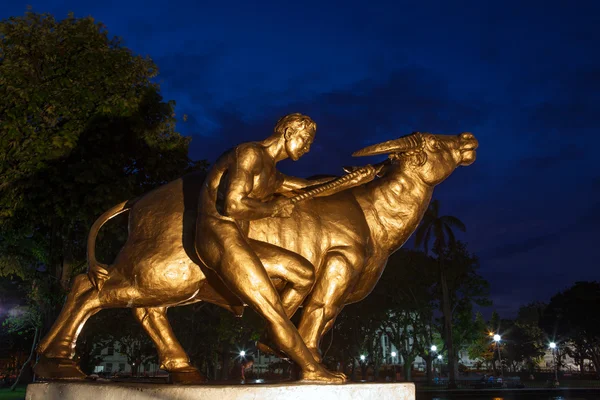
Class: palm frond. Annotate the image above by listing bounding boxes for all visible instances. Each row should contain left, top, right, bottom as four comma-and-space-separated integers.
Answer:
441, 215, 466, 232
444, 225, 457, 252
415, 219, 432, 248
423, 226, 432, 255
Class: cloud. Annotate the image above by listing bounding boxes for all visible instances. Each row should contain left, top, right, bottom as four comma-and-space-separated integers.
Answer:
478, 232, 561, 262
181, 65, 489, 171
518, 144, 585, 170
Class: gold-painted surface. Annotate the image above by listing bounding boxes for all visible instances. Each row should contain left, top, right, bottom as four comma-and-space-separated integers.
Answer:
34, 114, 477, 384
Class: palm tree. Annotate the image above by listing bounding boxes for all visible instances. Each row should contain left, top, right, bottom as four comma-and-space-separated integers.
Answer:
415, 199, 466, 388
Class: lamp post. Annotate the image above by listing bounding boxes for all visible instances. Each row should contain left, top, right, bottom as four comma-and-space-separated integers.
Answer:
391, 351, 397, 382
550, 342, 558, 383
359, 355, 367, 381
430, 345, 437, 381
493, 334, 503, 380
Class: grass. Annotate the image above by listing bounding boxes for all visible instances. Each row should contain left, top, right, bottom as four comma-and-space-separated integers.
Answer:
0, 386, 26, 400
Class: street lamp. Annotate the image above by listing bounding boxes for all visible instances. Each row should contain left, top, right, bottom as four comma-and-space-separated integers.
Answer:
240, 350, 246, 357
549, 342, 558, 383
390, 351, 397, 382
428, 345, 438, 382
492, 334, 504, 380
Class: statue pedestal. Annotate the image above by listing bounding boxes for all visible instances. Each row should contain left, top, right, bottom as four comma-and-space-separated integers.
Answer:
26, 381, 415, 400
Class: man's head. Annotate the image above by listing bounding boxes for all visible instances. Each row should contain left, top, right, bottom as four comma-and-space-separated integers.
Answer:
274, 113, 316, 161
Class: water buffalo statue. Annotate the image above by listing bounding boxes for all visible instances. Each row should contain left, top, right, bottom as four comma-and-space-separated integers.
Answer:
34, 131, 477, 383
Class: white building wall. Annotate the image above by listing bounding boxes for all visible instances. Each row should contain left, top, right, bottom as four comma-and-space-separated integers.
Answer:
92, 344, 160, 376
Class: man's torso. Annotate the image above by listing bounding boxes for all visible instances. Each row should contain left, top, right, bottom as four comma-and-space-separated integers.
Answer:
199, 142, 283, 221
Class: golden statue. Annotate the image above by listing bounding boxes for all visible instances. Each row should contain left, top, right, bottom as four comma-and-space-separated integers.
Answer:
34, 112, 478, 384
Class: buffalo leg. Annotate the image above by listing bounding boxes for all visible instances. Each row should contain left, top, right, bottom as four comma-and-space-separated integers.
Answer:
132, 307, 206, 384
35, 274, 102, 379
297, 251, 358, 364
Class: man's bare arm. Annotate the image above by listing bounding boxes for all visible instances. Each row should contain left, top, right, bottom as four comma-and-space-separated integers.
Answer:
224, 147, 288, 220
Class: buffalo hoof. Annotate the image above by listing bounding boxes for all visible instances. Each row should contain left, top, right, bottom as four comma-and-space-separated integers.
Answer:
168, 367, 207, 384
33, 355, 87, 380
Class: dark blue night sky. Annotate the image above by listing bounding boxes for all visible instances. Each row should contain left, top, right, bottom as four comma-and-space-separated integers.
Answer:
2, 0, 599, 317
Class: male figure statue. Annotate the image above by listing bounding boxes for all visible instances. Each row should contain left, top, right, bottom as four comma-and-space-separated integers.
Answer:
195, 113, 343, 382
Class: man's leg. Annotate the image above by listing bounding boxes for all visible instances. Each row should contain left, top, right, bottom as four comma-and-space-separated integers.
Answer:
196, 220, 343, 382
249, 239, 315, 318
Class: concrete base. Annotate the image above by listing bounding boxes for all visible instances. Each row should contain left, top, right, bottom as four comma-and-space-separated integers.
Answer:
26, 381, 415, 400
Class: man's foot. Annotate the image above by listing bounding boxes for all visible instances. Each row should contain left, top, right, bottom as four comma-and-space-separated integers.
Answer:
168, 367, 207, 384
299, 365, 347, 384
33, 355, 87, 380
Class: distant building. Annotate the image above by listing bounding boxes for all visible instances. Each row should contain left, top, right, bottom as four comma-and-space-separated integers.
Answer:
92, 343, 160, 376
377, 330, 474, 371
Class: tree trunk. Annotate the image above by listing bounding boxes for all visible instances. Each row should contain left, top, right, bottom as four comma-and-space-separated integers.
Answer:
220, 347, 230, 380
440, 266, 456, 388
403, 358, 413, 381
425, 354, 432, 384
11, 326, 39, 391
589, 350, 600, 378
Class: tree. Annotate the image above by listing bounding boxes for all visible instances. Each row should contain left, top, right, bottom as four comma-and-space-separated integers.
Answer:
540, 281, 600, 377
0, 10, 204, 334
2, 297, 41, 391
75, 308, 157, 376
440, 242, 491, 374
499, 318, 545, 373
514, 303, 546, 372
467, 312, 495, 370
169, 303, 264, 380
373, 250, 437, 381
414, 199, 466, 387
324, 296, 387, 381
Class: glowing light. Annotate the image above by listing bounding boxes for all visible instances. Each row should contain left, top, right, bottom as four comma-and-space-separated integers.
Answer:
493, 334, 501, 342
430, 345, 437, 352
550, 342, 557, 349
240, 350, 246, 357
360, 355, 366, 361
391, 352, 397, 357
437, 355, 442, 360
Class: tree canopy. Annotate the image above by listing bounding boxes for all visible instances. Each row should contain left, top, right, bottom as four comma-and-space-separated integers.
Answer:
0, 11, 205, 341
0, 10, 203, 278
540, 281, 600, 377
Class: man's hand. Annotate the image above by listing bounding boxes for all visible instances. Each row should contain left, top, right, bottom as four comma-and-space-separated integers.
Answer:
272, 197, 295, 218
